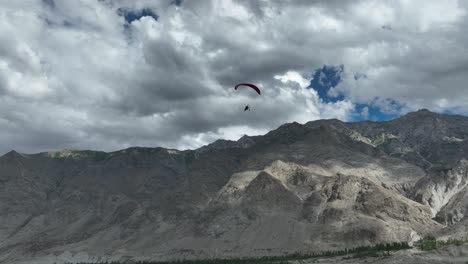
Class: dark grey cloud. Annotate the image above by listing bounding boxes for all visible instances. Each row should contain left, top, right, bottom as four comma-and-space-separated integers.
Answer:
41, 0, 56, 9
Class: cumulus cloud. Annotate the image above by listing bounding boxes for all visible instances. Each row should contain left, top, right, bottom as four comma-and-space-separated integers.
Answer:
0, 0, 467, 154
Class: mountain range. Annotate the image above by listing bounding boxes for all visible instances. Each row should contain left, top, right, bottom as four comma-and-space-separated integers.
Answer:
1, 109, 468, 263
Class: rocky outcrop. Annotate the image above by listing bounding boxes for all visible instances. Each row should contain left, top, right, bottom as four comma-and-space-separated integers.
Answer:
413, 160, 468, 217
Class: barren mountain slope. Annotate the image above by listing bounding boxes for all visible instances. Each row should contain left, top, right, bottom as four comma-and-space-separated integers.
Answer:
0, 110, 467, 263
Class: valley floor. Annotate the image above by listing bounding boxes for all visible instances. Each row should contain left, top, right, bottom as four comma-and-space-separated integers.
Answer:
297, 245, 468, 264
17, 244, 468, 264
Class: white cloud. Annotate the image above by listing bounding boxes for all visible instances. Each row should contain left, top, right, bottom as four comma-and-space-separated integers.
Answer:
361, 107, 370, 119
274, 71, 310, 89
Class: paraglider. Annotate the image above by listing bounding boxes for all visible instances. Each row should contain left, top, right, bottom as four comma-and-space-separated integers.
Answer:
234, 83, 260, 112
234, 83, 261, 95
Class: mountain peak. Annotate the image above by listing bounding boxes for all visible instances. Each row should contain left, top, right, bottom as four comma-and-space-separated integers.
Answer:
6, 150, 19, 155
417, 108, 432, 113
413, 108, 438, 116
397, 108, 440, 121
3, 150, 20, 157
0, 150, 26, 160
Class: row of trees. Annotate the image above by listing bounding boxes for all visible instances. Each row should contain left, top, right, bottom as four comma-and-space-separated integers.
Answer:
68, 241, 412, 264
415, 236, 467, 251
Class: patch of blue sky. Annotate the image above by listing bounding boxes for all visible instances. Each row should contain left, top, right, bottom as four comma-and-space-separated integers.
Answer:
308, 65, 402, 121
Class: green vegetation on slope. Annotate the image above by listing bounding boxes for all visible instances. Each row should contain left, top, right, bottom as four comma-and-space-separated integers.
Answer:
415, 236, 468, 251
68, 242, 411, 264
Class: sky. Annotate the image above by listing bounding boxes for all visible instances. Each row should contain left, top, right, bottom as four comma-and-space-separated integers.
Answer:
1, 0, 468, 154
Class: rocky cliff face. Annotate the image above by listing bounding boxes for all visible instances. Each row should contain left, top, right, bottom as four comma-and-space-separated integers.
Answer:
413, 159, 468, 216
0, 109, 467, 264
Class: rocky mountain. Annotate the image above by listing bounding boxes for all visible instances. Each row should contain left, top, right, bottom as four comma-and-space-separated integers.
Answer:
1, 109, 468, 263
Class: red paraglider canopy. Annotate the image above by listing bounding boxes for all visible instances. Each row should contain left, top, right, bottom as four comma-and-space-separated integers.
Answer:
234, 83, 261, 95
